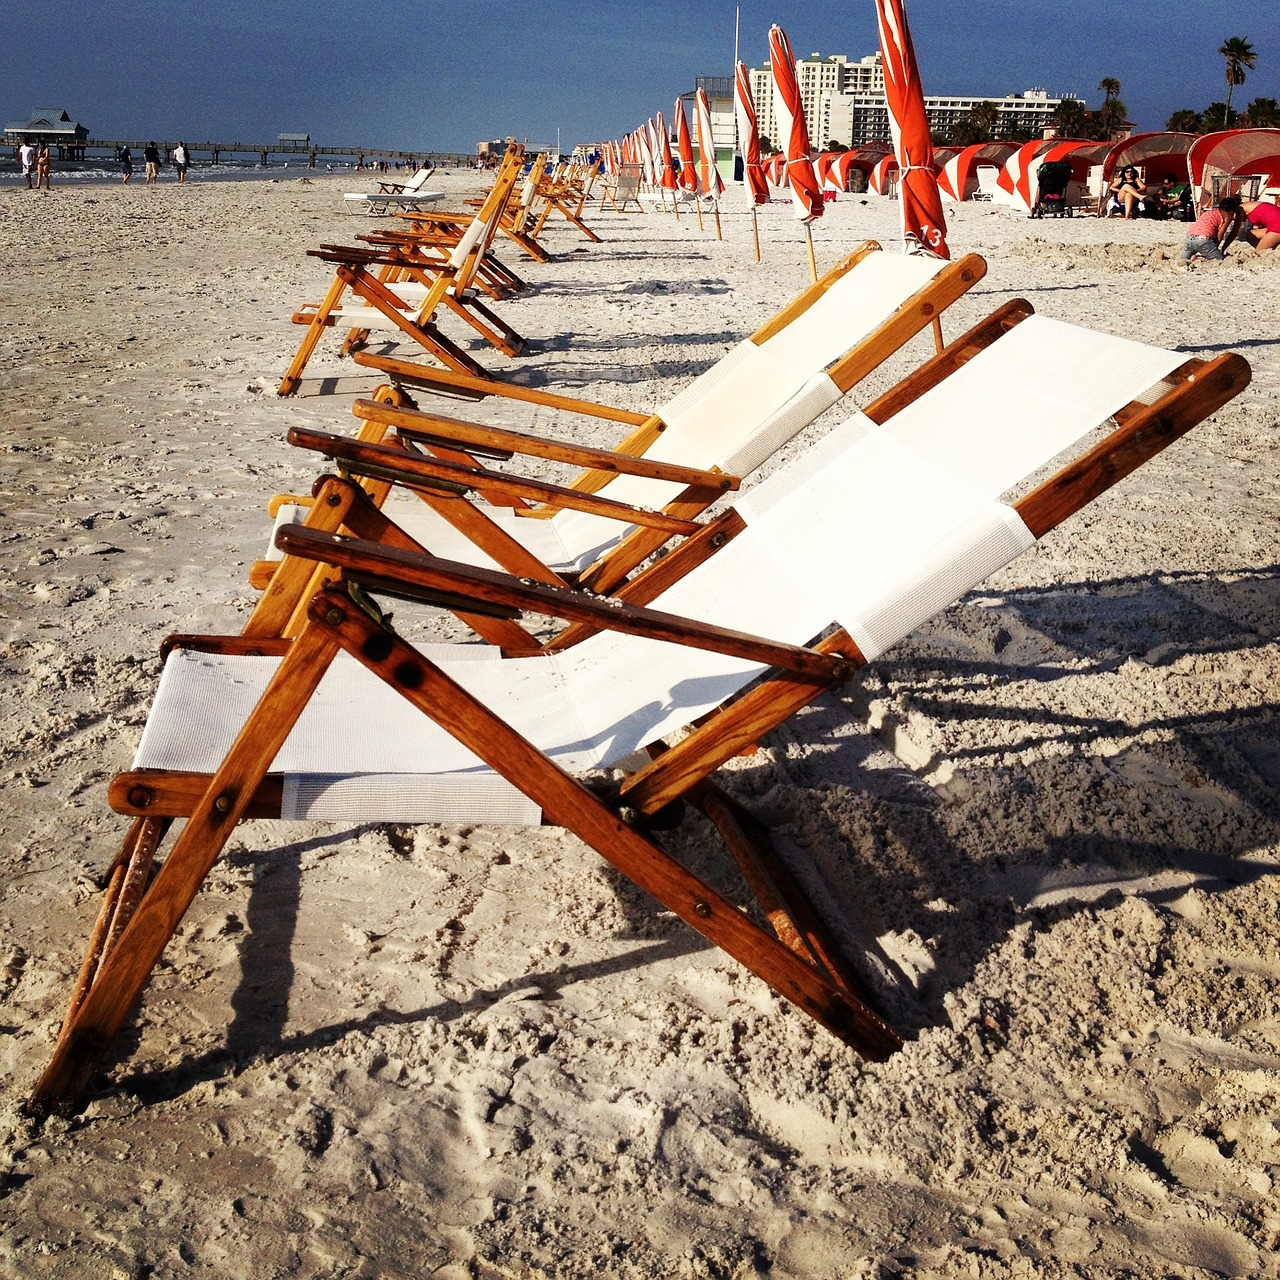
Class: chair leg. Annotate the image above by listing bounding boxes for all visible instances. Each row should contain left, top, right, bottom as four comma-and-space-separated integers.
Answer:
311, 590, 903, 1061
28, 627, 341, 1116
692, 783, 875, 1004
278, 273, 349, 396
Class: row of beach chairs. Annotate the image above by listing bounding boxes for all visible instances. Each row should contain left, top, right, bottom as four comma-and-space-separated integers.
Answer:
27, 164, 1251, 1115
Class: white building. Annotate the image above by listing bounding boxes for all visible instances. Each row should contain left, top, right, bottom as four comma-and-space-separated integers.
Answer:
749, 53, 884, 148
747, 50, 1061, 150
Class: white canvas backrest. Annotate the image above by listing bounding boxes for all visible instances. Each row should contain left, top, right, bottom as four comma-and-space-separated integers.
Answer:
544, 251, 951, 563
550, 314, 1187, 757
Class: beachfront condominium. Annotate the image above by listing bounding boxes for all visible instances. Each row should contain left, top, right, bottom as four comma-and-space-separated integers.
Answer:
747, 52, 1064, 149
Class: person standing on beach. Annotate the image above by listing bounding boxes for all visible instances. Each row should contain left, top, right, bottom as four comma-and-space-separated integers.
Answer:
19, 139, 35, 189
144, 140, 160, 185
119, 145, 133, 183
34, 142, 51, 190
172, 140, 189, 184
1180, 195, 1244, 266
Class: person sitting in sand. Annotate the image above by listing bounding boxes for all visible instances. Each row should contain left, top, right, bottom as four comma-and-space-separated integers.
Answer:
1240, 199, 1280, 251
1180, 195, 1244, 266
1155, 176, 1192, 220
1107, 165, 1146, 219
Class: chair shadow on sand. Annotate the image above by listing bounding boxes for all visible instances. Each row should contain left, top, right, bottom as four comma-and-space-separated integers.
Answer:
107, 563, 1278, 1102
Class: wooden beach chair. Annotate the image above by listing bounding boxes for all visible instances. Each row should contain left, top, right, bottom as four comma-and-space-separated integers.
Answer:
527, 158, 603, 242
249, 299, 1029, 655
350, 240, 969, 421
600, 163, 644, 213
271, 246, 988, 598
278, 148, 526, 395
28, 315, 1249, 1114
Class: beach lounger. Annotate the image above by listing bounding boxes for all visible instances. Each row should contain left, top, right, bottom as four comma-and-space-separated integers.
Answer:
278, 147, 525, 394
249, 299, 1027, 654
28, 313, 1248, 1114
350, 240, 971, 422
600, 163, 644, 213
526, 158, 602, 242
342, 165, 446, 214
273, 246, 988, 598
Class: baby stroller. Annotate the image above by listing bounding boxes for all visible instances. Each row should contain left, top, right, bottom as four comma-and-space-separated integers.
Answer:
1030, 159, 1073, 218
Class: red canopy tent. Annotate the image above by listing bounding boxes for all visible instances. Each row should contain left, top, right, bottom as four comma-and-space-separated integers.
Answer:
869, 153, 898, 195
1188, 129, 1280, 208
937, 142, 1018, 201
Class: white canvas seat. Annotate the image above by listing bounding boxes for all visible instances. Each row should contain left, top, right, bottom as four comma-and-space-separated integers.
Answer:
169, 316, 1185, 821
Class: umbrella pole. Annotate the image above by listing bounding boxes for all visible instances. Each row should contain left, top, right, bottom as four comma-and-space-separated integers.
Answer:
695, 200, 704, 232
804, 223, 817, 283
712, 200, 722, 241
751, 207, 761, 262
673, 194, 681, 221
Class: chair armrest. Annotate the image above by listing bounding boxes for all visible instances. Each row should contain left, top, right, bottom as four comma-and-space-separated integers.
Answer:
286, 427, 702, 536
352, 399, 738, 491
349, 352, 652, 425
278, 526, 851, 681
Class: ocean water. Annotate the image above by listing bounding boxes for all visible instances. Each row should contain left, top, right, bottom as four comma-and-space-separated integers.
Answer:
0, 158, 411, 186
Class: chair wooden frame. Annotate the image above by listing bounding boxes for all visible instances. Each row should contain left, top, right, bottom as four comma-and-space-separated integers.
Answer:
247, 299, 1035, 653
278, 147, 526, 396
348, 242, 976, 423
27, 338, 1249, 1115
262, 250, 988, 608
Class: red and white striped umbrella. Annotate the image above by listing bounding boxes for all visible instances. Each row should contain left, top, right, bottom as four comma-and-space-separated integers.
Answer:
875, 0, 950, 257
694, 86, 724, 239
675, 98, 698, 195
638, 120, 657, 188
768, 25, 823, 225
734, 60, 769, 206
655, 110, 679, 194
694, 88, 725, 199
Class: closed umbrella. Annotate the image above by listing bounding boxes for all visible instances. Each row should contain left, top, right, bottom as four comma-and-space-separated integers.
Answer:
768, 23, 823, 280
874, 0, 950, 259
655, 110, 679, 217
694, 87, 724, 240
674, 98, 702, 229
734, 59, 769, 260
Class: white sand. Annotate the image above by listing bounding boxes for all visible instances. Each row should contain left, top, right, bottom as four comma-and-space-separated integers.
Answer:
1, 172, 1278, 1279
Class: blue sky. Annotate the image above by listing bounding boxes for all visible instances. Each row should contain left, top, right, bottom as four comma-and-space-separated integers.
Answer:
5, 1, 1274, 151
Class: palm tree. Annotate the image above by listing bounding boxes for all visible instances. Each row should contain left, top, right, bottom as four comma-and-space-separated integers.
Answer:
1219, 36, 1257, 128
1242, 97, 1279, 128
1098, 77, 1122, 102
1052, 97, 1089, 138
1165, 108, 1202, 133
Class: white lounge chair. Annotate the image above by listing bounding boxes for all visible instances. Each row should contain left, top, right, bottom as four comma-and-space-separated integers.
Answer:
342, 165, 445, 215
